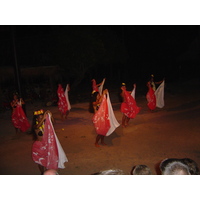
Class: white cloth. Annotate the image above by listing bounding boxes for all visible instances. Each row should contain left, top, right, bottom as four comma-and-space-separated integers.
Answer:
106, 92, 120, 136
98, 78, 105, 96
65, 84, 71, 110
48, 114, 68, 168
54, 132, 68, 168
131, 87, 136, 99
155, 80, 165, 108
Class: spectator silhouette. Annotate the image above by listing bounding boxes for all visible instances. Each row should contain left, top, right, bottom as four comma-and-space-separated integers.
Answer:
160, 159, 190, 175
181, 158, 199, 175
131, 165, 152, 175
43, 169, 59, 175
92, 169, 125, 175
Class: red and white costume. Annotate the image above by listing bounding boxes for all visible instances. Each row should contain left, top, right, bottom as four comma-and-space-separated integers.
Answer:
121, 87, 140, 119
92, 78, 105, 95
93, 92, 120, 136
57, 84, 68, 115
11, 102, 30, 132
146, 85, 156, 111
146, 80, 165, 110
32, 114, 68, 169
92, 79, 99, 93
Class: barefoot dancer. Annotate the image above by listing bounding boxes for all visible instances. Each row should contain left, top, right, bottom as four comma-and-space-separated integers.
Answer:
120, 83, 140, 127
146, 79, 156, 111
91, 90, 105, 146
31, 109, 47, 174
146, 74, 165, 111
57, 84, 70, 120
32, 110, 68, 174
11, 93, 30, 138
93, 89, 120, 147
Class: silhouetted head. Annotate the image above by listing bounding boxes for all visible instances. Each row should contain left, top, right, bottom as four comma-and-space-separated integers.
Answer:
43, 169, 58, 175
160, 159, 190, 175
181, 158, 199, 175
131, 165, 152, 175
92, 169, 125, 175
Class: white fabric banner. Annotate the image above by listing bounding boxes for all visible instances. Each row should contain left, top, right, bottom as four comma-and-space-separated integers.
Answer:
65, 84, 71, 110
155, 80, 165, 108
98, 78, 105, 96
48, 114, 68, 168
106, 92, 120, 136
131, 87, 136, 99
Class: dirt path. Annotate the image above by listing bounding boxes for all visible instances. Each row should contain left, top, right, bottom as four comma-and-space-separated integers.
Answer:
1, 87, 200, 175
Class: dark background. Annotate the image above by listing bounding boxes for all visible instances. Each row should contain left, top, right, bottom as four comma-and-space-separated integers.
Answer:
0, 25, 200, 104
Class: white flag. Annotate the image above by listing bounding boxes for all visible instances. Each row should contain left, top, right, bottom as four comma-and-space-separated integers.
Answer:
65, 84, 71, 110
106, 92, 120, 136
155, 80, 165, 108
98, 78, 105, 96
131, 87, 136, 99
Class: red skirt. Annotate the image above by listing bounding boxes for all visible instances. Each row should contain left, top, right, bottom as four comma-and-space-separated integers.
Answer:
120, 89, 140, 119
11, 105, 30, 132
146, 87, 156, 110
32, 140, 47, 167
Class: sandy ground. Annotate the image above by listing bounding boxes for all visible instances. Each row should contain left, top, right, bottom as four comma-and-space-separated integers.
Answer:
1, 83, 200, 175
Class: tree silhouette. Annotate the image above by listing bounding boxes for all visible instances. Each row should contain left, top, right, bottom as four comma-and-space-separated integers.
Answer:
0, 26, 129, 91
54, 26, 128, 89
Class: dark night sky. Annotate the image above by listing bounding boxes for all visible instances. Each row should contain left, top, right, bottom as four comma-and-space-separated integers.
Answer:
0, 25, 198, 63
0, 25, 200, 88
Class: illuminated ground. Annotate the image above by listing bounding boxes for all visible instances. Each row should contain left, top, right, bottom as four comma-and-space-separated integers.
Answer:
1, 83, 200, 175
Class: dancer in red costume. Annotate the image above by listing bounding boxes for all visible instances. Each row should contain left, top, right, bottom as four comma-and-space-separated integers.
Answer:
11, 93, 30, 138
120, 83, 140, 127
89, 78, 105, 113
146, 81, 156, 111
31, 109, 68, 174
57, 84, 70, 120
146, 74, 165, 111
93, 89, 120, 147
149, 74, 163, 91
91, 79, 100, 93
91, 78, 105, 95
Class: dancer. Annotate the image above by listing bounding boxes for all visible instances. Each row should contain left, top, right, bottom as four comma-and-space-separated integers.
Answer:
11, 93, 30, 138
31, 109, 48, 174
91, 78, 105, 95
93, 89, 120, 147
146, 75, 165, 111
89, 90, 101, 113
146, 80, 156, 111
89, 78, 105, 113
57, 84, 70, 120
120, 83, 140, 127
32, 109, 68, 174
149, 74, 163, 91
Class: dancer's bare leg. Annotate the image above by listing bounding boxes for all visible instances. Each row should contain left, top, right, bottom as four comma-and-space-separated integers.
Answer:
125, 117, 130, 126
100, 135, 106, 146
122, 114, 126, 127
95, 134, 101, 147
